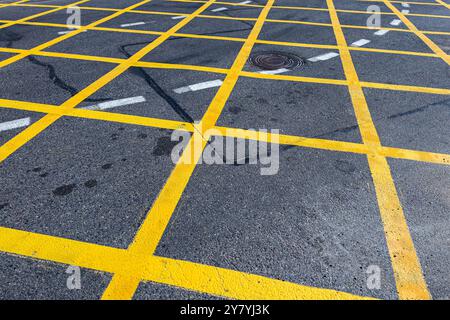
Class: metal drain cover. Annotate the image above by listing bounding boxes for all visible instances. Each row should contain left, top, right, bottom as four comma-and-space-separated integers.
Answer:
249, 51, 305, 70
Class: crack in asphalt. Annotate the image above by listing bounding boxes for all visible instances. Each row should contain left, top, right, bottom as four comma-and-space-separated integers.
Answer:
0, 29, 111, 103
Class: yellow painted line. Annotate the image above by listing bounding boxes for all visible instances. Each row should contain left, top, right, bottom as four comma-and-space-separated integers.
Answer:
381, 0, 450, 65
102, 0, 282, 300
241, 71, 349, 86
0, 1, 154, 164
349, 46, 439, 58
0, 0, 153, 69
357, 0, 442, 5
0, 0, 29, 9
240, 70, 450, 96
0, 0, 91, 30
0, 226, 372, 299
380, 146, 450, 165
2, 18, 446, 57
361, 81, 450, 95
1, 97, 449, 167
146, 256, 374, 300
327, 0, 430, 299
169, 0, 450, 18
435, 0, 450, 9
215, 126, 370, 155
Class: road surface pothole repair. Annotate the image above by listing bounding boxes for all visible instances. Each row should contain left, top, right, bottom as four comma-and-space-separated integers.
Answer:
249, 51, 305, 70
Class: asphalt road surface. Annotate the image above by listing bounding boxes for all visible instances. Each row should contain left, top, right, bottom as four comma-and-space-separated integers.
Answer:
0, 0, 449, 300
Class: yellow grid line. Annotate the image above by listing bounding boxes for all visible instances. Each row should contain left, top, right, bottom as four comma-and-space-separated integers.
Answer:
0, 226, 371, 299
381, 0, 450, 64
327, 0, 430, 299
356, 0, 446, 6
0, 97, 449, 167
0, 0, 447, 300
0, 0, 92, 30
0, 18, 448, 56
8, 1, 450, 32
99, 0, 372, 300
168, 0, 450, 18
434, 0, 450, 10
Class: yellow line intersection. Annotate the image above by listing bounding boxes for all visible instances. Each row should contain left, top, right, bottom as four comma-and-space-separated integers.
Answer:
0, 0, 449, 300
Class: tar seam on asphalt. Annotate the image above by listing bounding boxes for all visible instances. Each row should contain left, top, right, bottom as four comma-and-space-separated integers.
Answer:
0, 28, 110, 102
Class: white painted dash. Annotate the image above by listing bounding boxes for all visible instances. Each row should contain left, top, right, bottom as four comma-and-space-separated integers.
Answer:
120, 22, 146, 27
307, 52, 339, 62
351, 39, 371, 47
0, 117, 30, 132
401, 9, 410, 14
211, 7, 228, 12
390, 19, 402, 26
83, 96, 146, 111
174, 80, 223, 94
258, 68, 290, 75
374, 29, 389, 36
239, 0, 252, 4
172, 15, 186, 19
58, 29, 86, 35
401, 3, 410, 8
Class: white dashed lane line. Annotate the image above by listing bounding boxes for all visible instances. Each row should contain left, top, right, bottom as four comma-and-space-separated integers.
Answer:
0, 117, 31, 133
57, 29, 86, 35
174, 80, 223, 94
120, 22, 146, 27
82, 96, 146, 111
172, 15, 186, 19
239, 1, 253, 4
374, 29, 390, 36
351, 39, 371, 47
390, 19, 402, 26
307, 52, 340, 62
211, 7, 228, 12
401, 3, 410, 8
401, 9, 410, 14
258, 68, 290, 75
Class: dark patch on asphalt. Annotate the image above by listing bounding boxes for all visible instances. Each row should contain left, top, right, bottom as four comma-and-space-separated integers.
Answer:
101, 163, 113, 170
335, 160, 356, 174
0, 28, 22, 48
0, 203, 8, 211
152, 136, 178, 156
39, 172, 49, 178
138, 133, 148, 139
52, 184, 76, 196
229, 106, 242, 114
84, 179, 97, 188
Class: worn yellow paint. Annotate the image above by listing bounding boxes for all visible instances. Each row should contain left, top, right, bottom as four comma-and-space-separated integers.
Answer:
327, 0, 431, 300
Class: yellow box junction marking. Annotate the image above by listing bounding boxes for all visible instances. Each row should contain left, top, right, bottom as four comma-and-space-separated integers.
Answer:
0, 0, 448, 300
327, 0, 431, 300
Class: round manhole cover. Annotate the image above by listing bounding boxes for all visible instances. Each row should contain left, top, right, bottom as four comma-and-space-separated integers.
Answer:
249, 51, 305, 70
